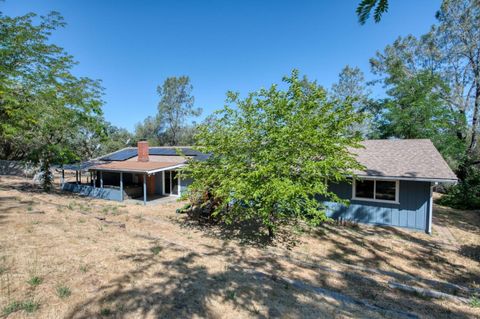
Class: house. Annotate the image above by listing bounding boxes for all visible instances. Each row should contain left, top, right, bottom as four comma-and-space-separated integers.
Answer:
323, 139, 457, 234
61, 141, 203, 204
61, 139, 457, 233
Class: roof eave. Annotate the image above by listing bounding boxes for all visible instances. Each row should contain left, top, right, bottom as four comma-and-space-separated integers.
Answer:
88, 163, 186, 175
355, 174, 458, 183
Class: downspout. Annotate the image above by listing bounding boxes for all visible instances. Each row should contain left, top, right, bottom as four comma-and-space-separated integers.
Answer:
427, 182, 437, 234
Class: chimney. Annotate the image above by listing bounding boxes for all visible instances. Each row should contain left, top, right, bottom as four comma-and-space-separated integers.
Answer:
137, 140, 149, 162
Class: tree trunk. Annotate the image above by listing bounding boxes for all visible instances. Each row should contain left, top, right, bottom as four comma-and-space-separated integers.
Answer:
467, 83, 480, 156
267, 225, 274, 238
41, 157, 53, 192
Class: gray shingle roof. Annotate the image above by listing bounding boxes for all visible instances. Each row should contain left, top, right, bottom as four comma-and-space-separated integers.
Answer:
352, 139, 457, 182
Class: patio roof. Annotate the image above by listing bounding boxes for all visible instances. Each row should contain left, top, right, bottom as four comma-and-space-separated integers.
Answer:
89, 161, 185, 174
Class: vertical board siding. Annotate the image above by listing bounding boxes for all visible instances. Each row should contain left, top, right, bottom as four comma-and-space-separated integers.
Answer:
322, 180, 430, 232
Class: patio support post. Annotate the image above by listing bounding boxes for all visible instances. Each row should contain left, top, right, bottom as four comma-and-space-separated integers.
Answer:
79, 170, 81, 184
61, 169, 65, 188
92, 171, 96, 189
100, 171, 103, 188
143, 173, 147, 206
75, 171, 78, 184
120, 172, 124, 201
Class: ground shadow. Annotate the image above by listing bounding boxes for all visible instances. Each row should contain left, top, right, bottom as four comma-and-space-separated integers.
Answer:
64, 238, 477, 319
174, 212, 299, 249
64, 241, 360, 319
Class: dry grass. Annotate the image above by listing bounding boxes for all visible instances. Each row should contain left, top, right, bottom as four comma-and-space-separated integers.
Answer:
0, 175, 478, 318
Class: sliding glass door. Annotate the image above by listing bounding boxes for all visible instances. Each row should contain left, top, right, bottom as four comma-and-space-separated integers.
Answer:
163, 170, 179, 196
171, 171, 179, 195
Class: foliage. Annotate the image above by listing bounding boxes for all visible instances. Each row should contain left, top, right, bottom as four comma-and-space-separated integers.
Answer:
94, 122, 134, 157
370, 0, 480, 172
434, 0, 480, 158
330, 65, 374, 137
134, 76, 201, 146
373, 70, 465, 167
27, 275, 43, 286
356, 0, 389, 24
470, 295, 480, 308
438, 166, 480, 209
56, 285, 72, 299
183, 70, 364, 237
156, 76, 202, 145
3, 299, 39, 315
0, 10, 105, 189
134, 115, 162, 145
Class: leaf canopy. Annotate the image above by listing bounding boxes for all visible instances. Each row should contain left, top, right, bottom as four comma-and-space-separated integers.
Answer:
183, 71, 365, 235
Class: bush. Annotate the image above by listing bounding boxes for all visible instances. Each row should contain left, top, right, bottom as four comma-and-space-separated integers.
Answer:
438, 167, 480, 209
56, 285, 72, 299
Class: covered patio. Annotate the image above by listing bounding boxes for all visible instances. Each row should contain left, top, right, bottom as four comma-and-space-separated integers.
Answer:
61, 161, 185, 205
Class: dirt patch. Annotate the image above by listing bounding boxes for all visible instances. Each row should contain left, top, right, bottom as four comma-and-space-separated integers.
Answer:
0, 175, 479, 318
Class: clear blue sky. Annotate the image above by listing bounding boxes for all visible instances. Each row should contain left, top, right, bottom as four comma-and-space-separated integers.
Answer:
3, 0, 441, 132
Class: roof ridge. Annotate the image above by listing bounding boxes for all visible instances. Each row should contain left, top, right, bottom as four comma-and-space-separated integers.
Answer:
363, 139, 431, 142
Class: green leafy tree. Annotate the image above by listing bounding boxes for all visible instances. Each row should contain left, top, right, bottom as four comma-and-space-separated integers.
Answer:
134, 115, 162, 145
357, 0, 389, 24
370, 0, 480, 171
330, 65, 374, 137
434, 0, 480, 160
84, 121, 132, 160
183, 71, 364, 238
157, 76, 202, 145
373, 71, 465, 167
0, 10, 105, 190
370, 0, 480, 208
438, 165, 480, 209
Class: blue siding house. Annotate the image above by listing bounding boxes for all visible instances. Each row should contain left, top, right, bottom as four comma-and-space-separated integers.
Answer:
62, 139, 457, 233
320, 139, 457, 234
324, 180, 432, 232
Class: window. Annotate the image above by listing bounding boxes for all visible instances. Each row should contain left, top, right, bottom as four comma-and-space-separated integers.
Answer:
353, 178, 399, 203
375, 180, 396, 201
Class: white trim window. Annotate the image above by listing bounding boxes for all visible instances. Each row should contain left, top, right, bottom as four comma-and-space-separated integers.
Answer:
352, 178, 399, 204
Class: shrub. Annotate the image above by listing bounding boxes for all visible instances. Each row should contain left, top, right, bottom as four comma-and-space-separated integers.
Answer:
470, 295, 480, 308
57, 285, 72, 299
3, 300, 39, 315
27, 276, 43, 286
150, 246, 162, 255
438, 166, 480, 209
100, 307, 112, 316
22, 300, 40, 313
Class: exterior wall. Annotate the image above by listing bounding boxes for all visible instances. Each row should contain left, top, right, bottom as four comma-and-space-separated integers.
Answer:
321, 180, 432, 232
62, 183, 123, 201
